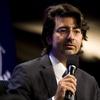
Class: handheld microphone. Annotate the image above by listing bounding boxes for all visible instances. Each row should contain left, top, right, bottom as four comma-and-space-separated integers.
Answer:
63, 65, 77, 100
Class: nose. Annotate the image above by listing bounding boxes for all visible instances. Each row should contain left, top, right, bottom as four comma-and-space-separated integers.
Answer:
66, 29, 74, 40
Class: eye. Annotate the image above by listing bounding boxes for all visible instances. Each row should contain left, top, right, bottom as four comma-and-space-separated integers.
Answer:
56, 28, 68, 34
73, 29, 81, 34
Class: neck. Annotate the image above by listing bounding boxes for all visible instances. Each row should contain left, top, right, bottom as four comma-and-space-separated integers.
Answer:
50, 50, 68, 67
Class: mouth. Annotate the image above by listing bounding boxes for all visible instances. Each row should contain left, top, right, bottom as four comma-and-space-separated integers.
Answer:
64, 44, 75, 49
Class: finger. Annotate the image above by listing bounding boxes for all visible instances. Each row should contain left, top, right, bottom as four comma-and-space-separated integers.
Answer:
59, 80, 77, 94
65, 85, 76, 95
63, 74, 76, 81
63, 77, 77, 86
64, 82, 77, 92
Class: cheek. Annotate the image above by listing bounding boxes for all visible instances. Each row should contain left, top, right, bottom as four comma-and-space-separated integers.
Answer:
53, 33, 65, 43
77, 37, 83, 48
54, 38, 65, 48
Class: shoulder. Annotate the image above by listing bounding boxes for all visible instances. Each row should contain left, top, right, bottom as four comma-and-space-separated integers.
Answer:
76, 68, 97, 84
17, 54, 49, 69
12, 54, 50, 75
10, 55, 50, 83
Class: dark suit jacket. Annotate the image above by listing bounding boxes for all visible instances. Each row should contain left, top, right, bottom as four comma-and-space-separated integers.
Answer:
8, 55, 100, 100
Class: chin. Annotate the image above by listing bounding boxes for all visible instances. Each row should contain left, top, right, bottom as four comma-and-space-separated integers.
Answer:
65, 50, 77, 55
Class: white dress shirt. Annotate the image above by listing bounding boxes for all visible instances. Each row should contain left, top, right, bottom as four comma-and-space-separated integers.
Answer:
49, 52, 66, 83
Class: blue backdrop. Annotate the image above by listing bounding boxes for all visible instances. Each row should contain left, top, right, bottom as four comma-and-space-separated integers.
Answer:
0, 0, 16, 80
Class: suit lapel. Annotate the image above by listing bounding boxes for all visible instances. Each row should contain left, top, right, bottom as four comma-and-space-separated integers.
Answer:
40, 55, 57, 98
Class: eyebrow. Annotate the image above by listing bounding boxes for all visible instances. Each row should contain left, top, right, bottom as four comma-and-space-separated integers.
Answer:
57, 26, 80, 30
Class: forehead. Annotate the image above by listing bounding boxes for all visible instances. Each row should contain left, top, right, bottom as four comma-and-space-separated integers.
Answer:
54, 16, 77, 28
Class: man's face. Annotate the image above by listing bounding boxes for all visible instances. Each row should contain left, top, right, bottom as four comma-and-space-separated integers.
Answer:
50, 16, 83, 56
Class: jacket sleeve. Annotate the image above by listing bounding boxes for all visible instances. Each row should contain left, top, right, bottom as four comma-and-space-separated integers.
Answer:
7, 65, 33, 100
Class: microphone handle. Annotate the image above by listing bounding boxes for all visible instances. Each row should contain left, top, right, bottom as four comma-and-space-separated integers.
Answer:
64, 91, 72, 100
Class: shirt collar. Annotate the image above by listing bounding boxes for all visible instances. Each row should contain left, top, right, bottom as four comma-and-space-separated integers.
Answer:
49, 52, 66, 81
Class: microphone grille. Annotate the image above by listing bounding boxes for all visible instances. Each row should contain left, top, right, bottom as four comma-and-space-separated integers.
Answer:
68, 65, 77, 75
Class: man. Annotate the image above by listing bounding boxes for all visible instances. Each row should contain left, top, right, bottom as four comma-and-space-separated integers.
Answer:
7, 3, 100, 100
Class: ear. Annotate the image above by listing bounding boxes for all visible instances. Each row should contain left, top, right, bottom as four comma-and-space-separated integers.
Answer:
46, 36, 52, 45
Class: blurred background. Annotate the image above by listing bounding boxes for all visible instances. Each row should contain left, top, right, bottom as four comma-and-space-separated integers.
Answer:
0, 0, 100, 85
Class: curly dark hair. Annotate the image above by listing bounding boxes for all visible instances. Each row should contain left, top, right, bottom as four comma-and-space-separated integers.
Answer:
41, 3, 89, 55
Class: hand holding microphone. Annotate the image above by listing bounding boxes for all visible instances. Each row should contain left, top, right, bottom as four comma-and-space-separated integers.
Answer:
54, 65, 77, 100
63, 65, 77, 100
